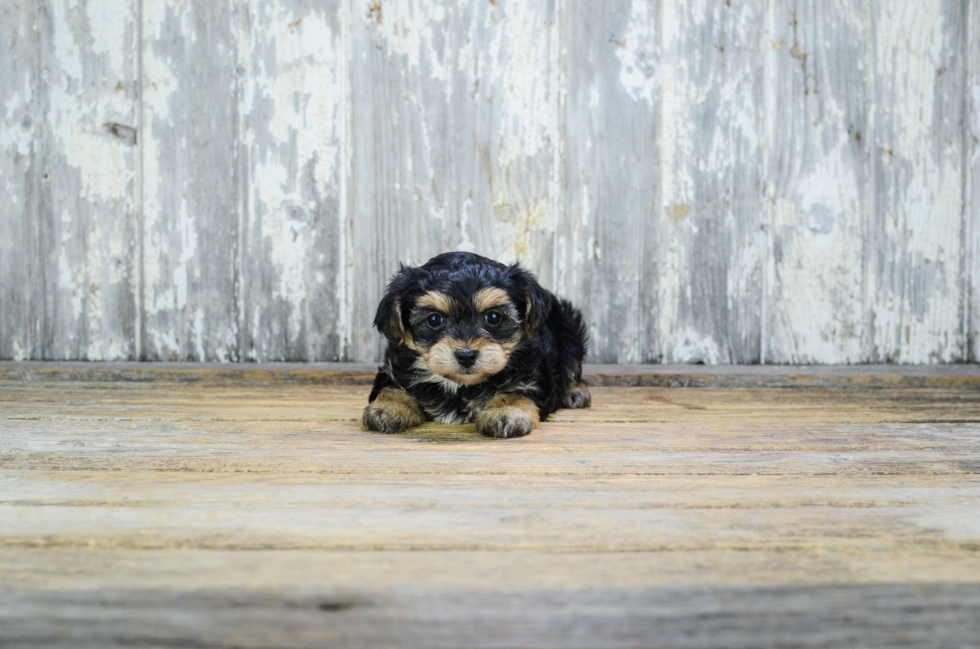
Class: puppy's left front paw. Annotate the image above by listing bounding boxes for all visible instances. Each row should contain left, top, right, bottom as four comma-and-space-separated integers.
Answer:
475, 394, 540, 439
562, 385, 591, 409
476, 408, 534, 438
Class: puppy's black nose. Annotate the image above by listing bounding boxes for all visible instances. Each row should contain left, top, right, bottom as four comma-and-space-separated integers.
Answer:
454, 347, 479, 368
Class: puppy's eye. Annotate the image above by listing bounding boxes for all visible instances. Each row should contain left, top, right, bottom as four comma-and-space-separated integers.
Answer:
426, 313, 444, 328
484, 311, 502, 326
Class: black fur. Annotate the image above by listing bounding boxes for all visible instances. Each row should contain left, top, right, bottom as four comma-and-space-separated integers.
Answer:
367, 252, 588, 427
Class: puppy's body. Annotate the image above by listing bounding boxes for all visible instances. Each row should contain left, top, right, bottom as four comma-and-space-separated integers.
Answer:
364, 252, 589, 438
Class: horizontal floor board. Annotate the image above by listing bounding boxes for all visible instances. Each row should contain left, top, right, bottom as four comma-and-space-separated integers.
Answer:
2, 375, 980, 646
5, 362, 980, 388
3, 583, 980, 649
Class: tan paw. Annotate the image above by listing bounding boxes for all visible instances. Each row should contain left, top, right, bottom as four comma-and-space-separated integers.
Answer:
475, 394, 540, 439
562, 385, 592, 409
362, 388, 424, 433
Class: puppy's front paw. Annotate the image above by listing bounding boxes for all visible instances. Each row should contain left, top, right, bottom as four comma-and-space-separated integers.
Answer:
362, 388, 424, 433
562, 385, 591, 409
476, 409, 534, 439
475, 394, 540, 439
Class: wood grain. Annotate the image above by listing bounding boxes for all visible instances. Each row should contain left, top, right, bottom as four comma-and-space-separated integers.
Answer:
766, 0, 870, 363
0, 1, 139, 361
869, 0, 966, 363
657, 0, 766, 363
969, 0, 980, 361
451, 0, 560, 286
40, 0, 139, 362
141, 0, 241, 361
1, 576, 978, 648
239, 0, 345, 362
1, 376, 980, 646
348, 0, 453, 362
8, 360, 980, 388
3, 0, 980, 364
0, 1, 37, 361
558, 0, 656, 363
348, 0, 559, 362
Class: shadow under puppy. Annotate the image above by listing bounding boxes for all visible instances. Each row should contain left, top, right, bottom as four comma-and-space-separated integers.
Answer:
364, 252, 591, 438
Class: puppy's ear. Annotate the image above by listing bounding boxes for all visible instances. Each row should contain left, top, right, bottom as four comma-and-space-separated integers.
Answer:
509, 264, 552, 334
374, 264, 419, 345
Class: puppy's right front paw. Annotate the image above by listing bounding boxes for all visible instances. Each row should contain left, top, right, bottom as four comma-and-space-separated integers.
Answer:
362, 389, 424, 433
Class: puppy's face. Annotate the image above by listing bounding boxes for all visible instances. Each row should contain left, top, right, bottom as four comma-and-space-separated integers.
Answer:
374, 253, 551, 387
405, 286, 521, 385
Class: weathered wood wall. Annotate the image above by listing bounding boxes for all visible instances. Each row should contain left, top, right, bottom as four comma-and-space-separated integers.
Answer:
1, 0, 978, 364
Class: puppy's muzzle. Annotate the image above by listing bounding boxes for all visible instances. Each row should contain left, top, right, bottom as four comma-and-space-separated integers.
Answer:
454, 347, 479, 369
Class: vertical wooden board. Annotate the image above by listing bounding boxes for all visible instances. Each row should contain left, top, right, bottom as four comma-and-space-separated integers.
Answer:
0, 2, 37, 360
657, 0, 766, 364
349, 0, 458, 362
349, 0, 559, 362
558, 0, 657, 363
35, 0, 139, 360
969, 0, 980, 361
240, 0, 344, 361
451, 0, 559, 287
870, 0, 965, 363
766, 0, 870, 363
141, 0, 241, 361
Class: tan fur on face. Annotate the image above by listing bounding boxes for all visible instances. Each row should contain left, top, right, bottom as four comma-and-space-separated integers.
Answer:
475, 393, 540, 439
423, 337, 509, 386
474, 287, 512, 312
416, 291, 453, 314
362, 388, 424, 433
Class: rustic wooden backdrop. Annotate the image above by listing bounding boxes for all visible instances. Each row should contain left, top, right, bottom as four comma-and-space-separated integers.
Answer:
1, 0, 979, 364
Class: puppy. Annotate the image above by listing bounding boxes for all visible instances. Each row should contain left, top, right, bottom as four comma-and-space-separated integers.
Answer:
363, 252, 591, 438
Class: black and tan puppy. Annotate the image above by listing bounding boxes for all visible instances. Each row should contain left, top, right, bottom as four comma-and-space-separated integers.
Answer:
363, 252, 591, 438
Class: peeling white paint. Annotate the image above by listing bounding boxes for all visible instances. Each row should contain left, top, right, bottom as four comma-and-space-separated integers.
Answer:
2, 0, 978, 364
614, 0, 659, 105
374, 0, 451, 87
872, 0, 963, 363
240, 1, 346, 361
766, 0, 870, 365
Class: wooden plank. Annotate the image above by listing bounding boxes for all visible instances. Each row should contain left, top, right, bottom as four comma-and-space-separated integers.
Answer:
9, 361, 980, 388
141, 0, 241, 361
657, 0, 766, 363
558, 0, 656, 363
348, 0, 459, 361
2, 378, 980, 646
348, 0, 559, 362
0, 2, 37, 361
869, 0, 966, 362
4, 383, 980, 478
33, 0, 139, 360
4, 547, 980, 594
969, 0, 980, 361
766, 0, 870, 363
3, 470, 980, 552
451, 0, 559, 286
240, 0, 345, 362
2, 580, 978, 649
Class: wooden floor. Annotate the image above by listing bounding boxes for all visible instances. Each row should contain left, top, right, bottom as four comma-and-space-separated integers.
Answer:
2, 365, 980, 648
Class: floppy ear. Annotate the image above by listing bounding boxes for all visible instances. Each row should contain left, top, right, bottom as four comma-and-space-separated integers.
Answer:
509, 264, 552, 334
374, 265, 419, 345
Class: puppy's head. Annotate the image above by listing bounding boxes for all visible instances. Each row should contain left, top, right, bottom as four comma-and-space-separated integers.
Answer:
374, 252, 551, 386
